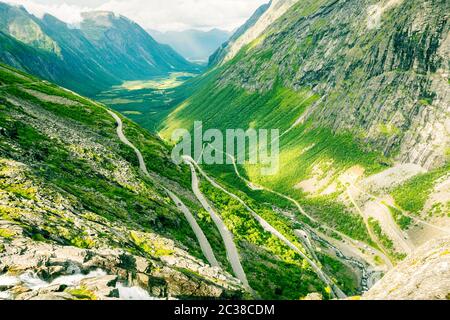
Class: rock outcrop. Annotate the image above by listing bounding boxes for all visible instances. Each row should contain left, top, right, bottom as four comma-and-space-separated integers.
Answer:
0, 236, 244, 300
0, 64, 245, 300
363, 237, 450, 300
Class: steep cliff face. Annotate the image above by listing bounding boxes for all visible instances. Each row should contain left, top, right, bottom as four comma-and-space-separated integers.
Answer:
214, 0, 449, 169
221, 0, 300, 64
363, 236, 450, 300
208, 1, 272, 66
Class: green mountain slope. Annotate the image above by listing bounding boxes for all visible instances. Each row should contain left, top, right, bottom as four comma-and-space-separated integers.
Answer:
0, 64, 350, 300
160, 0, 449, 261
0, 3, 198, 96
0, 63, 247, 299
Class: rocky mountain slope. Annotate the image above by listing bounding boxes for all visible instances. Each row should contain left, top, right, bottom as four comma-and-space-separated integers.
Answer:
363, 236, 450, 300
0, 3, 197, 96
160, 0, 449, 270
214, 0, 300, 65
0, 64, 344, 300
164, 0, 449, 169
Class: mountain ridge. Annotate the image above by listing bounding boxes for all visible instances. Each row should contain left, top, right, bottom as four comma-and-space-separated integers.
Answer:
0, 2, 198, 96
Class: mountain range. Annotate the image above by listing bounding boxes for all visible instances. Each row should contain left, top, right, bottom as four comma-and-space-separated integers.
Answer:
148, 28, 231, 64
0, 3, 198, 96
0, 0, 449, 301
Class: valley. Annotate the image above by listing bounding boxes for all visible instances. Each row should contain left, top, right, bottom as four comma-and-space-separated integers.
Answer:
0, 0, 449, 302
95, 72, 199, 131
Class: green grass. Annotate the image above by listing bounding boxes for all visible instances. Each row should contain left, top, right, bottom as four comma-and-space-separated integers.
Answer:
0, 228, 15, 239
159, 67, 388, 245
160, 79, 318, 140
302, 197, 375, 246
66, 287, 98, 300
387, 205, 412, 230
392, 163, 449, 214
368, 218, 406, 262
245, 123, 388, 191
318, 254, 359, 296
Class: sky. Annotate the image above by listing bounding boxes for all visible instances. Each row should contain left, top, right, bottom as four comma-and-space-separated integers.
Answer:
4, 0, 268, 32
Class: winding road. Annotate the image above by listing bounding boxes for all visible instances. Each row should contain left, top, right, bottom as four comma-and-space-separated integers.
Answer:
185, 160, 250, 289
107, 110, 220, 269
183, 156, 347, 299
220, 148, 393, 269
351, 182, 450, 235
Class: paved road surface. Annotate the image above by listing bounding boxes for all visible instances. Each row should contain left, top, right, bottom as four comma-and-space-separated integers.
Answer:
107, 110, 220, 268
185, 160, 250, 289
184, 156, 347, 299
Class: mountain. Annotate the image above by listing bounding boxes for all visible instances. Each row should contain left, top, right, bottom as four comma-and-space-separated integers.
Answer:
209, 1, 271, 66
80, 11, 196, 79
148, 28, 231, 63
0, 3, 197, 96
0, 64, 347, 300
161, 0, 449, 268
0, 3, 118, 96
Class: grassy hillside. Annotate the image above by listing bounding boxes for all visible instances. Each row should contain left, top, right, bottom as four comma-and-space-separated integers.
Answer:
0, 64, 356, 299
159, 0, 449, 244
0, 3, 199, 97
0, 64, 251, 300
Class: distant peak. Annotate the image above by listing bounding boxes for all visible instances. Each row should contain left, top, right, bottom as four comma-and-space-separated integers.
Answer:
81, 10, 131, 22
82, 11, 116, 20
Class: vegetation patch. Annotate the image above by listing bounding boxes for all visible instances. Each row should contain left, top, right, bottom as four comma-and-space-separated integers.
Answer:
66, 287, 98, 300
392, 163, 449, 214
368, 218, 406, 262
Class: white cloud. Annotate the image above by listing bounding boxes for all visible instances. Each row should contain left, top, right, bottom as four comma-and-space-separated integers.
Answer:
4, 0, 89, 25
3, 0, 268, 31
